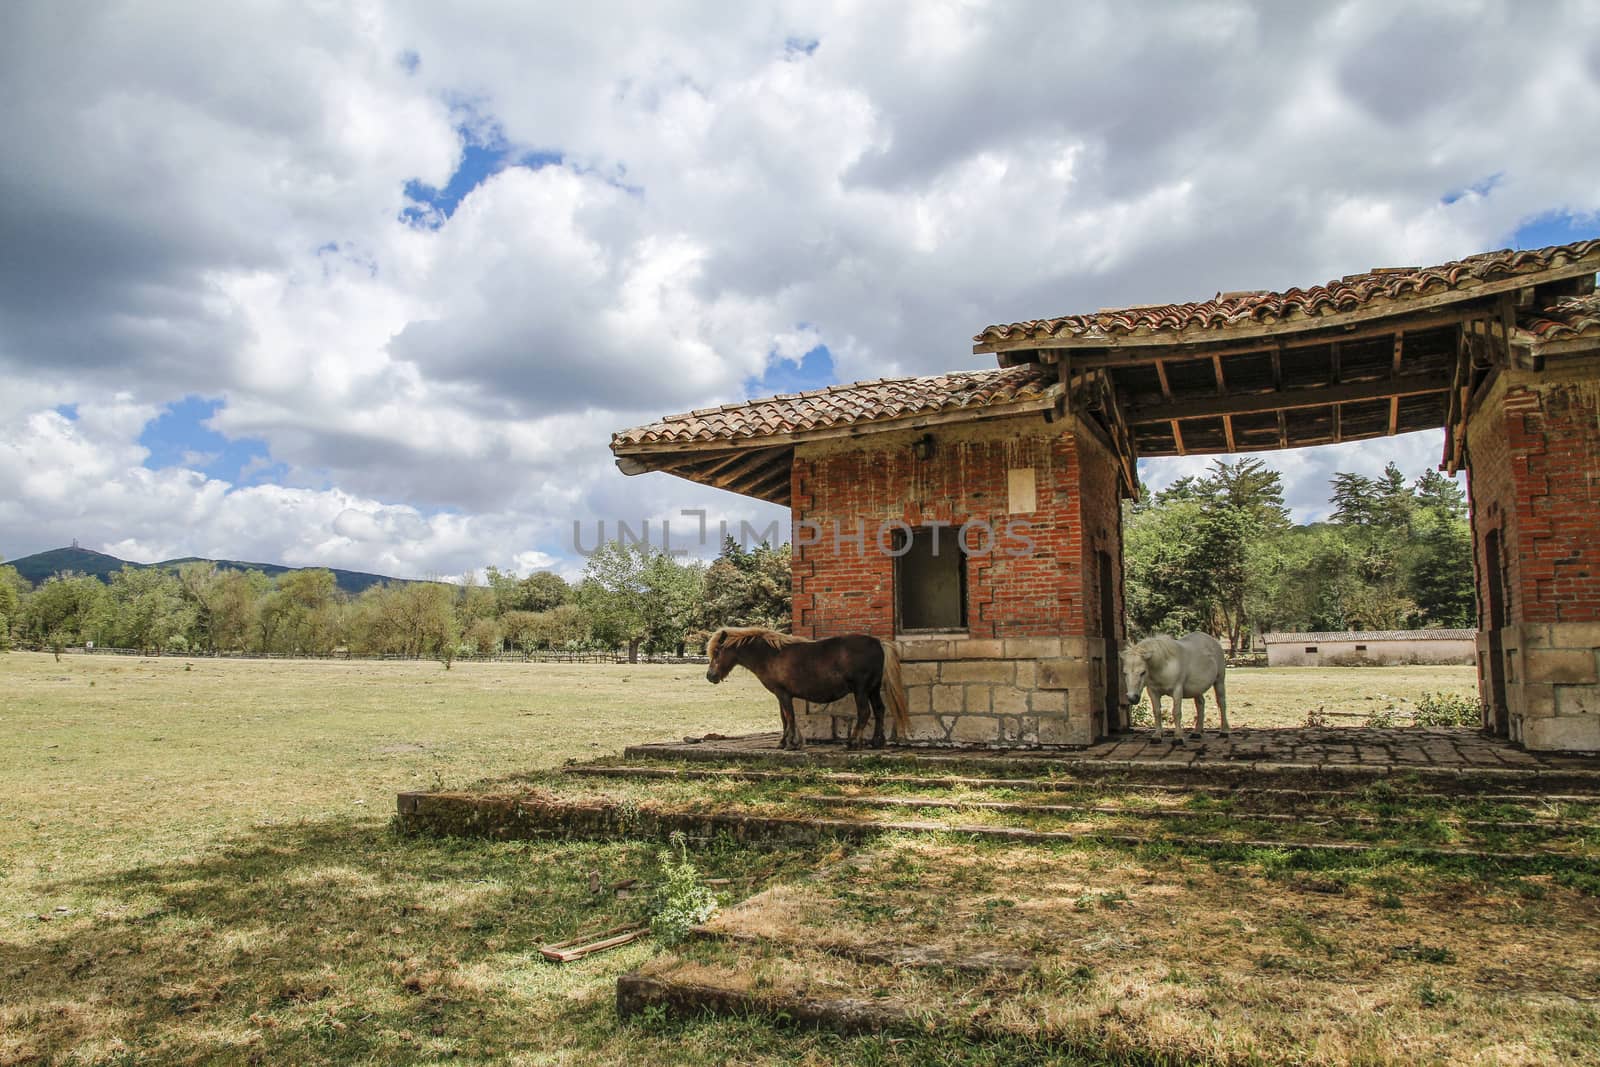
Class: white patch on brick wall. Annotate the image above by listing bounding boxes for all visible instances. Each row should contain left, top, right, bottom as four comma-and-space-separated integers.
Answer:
1007, 467, 1037, 513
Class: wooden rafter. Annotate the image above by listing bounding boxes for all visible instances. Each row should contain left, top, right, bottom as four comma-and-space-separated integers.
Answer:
1086, 369, 1140, 498
707, 447, 787, 491
1388, 332, 1404, 436
1444, 324, 1470, 475
1125, 372, 1449, 424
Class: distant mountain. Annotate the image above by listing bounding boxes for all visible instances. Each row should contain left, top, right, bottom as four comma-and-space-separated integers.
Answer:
7, 546, 409, 595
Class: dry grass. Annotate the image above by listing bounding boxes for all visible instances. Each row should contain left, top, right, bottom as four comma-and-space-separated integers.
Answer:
682, 836, 1600, 1065
0, 651, 1547, 1066
1156, 664, 1479, 729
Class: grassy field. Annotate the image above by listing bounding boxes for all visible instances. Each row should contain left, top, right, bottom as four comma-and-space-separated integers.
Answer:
0, 652, 1501, 1065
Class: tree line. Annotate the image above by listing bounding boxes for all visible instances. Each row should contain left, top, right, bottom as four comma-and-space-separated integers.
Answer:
0, 462, 1474, 661
1123, 458, 1475, 649
0, 537, 792, 663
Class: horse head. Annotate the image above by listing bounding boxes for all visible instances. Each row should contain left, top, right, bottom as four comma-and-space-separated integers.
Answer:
1119, 645, 1150, 705
705, 626, 794, 683
705, 628, 737, 683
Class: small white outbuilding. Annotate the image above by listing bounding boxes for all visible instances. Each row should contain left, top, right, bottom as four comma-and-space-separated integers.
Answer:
1260, 630, 1477, 667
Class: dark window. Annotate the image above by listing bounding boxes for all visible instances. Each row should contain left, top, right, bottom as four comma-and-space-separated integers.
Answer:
1355, 644, 1368, 651
895, 526, 967, 632
1305, 646, 1318, 654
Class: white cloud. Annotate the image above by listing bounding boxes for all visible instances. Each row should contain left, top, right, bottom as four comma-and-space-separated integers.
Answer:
0, 1, 1597, 577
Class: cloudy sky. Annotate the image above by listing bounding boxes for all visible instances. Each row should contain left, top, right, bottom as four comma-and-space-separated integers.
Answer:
2, 1, 1598, 581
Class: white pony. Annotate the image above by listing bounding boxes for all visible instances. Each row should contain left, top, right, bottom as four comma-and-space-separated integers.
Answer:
1120, 633, 1229, 743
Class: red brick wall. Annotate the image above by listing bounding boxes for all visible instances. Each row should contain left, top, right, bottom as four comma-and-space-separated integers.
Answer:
791, 418, 1123, 641
1469, 378, 1600, 626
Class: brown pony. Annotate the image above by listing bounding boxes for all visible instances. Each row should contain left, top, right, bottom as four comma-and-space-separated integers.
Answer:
705, 627, 909, 751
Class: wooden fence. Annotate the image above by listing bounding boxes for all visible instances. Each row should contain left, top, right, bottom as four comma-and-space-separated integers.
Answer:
55, 646, 708, 665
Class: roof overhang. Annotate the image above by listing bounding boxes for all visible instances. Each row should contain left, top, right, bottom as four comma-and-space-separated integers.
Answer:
611, 386, 1064, 507
973, 241, 1600, 359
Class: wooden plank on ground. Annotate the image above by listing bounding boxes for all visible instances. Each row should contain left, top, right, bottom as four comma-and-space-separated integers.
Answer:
540, 923, 649, 963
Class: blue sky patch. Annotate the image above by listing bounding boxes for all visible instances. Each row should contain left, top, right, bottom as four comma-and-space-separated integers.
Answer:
1510, 210, 1600, 249
401, 119, 565, 228
139, 396, 284, 486
748, 344, 837, 397
54, 403, 78, 421
785, 36, 820, 58
1441, 172, 1503, 206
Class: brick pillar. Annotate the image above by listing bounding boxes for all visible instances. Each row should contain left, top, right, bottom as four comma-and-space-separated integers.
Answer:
1465, 356, 1600, 752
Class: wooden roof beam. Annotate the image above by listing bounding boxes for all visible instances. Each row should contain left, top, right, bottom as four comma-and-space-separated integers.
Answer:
710, 447, 790, 492
1126, 372, 1450, 424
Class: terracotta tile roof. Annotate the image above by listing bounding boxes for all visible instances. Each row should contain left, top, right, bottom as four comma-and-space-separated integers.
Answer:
1261, 630, 1477, 643
1520, 293, 1600, 342
612, 363, 1060, 448
976, 239, 1600, 346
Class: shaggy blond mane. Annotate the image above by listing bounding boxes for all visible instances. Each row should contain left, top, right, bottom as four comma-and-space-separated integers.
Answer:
707, 626, 812, 657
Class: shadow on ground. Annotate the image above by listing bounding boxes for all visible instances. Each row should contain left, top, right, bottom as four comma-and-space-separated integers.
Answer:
3, 817, 693, 1064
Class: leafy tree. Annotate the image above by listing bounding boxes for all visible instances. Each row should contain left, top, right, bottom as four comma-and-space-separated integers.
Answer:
103, 567, 191, 653
518, 571, 570, 613
23, 572, 109, 647
576, 541, 651, 661
576, 541, 702, 660
463, 615, 503, 656
1406, 472, 1474, 627
499, 609, 542, 653
0, 558, 25, 651
176, 563, 269, 653
1124, 459, 1288, 649
260, 569, 342, 655
640, 552, 705, 655
348, 581, 458, 658
455, 572, 499, 625
696, 538, 792, 634
529, 604, 591, 649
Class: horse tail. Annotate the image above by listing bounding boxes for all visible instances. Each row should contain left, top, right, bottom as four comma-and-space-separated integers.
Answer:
880, 640, 911, 740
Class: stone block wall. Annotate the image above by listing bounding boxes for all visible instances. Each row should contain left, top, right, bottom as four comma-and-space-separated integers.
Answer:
1466, 356, 1600, 751
790, 413, 1125, 747
798, 635, 1110, 747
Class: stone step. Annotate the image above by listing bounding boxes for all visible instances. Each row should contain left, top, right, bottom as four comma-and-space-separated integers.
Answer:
567, 762, 1600, 806
621, 735, 1600, 794
394, 789, 1587, 865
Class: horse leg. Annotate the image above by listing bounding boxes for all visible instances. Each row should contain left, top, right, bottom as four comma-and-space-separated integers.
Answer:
1149, 690, 1165, 741
778, 694, 802, 751
1191, 692, 1206, 739
846, 691, 872, 750
1215, 675, 1230, 736
1169, 671, 1188, 744
868, 689, 888, 748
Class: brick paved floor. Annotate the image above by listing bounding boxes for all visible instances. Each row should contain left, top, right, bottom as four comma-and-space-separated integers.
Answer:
640, 727, 1600, 774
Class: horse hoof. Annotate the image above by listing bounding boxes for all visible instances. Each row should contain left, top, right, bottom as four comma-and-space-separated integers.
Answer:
871, 738, 886, 750
1189, 731, 1202, 740
1218, 731, 1231, 738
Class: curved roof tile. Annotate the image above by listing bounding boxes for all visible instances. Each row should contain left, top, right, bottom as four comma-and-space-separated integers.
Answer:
976, 239, 1600, 345
1521, 293, 1600, 342
613, 363, 1059, 448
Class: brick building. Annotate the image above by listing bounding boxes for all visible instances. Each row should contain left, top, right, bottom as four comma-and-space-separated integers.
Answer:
614, 240, 1600, 752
